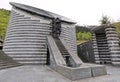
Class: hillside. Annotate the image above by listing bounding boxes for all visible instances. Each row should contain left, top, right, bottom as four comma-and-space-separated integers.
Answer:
76, 23, 120, 45
75, 25, 92, 45
0, 9, 10, 40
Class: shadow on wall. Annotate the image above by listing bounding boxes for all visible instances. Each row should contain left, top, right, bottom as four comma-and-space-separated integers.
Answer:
0, 39, 3, 50
77, 40, 95, 63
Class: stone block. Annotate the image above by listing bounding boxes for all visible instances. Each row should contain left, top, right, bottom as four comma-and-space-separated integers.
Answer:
56, 65, 92, 81
87, 64, 107, 77
71, 66, 91, 80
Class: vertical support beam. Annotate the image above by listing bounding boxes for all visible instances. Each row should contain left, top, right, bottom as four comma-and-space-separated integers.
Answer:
105, 26, 120, 65
92, 33, 100, 64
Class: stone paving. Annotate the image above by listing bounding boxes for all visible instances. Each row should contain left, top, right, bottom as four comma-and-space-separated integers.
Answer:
0, 65, 120, 82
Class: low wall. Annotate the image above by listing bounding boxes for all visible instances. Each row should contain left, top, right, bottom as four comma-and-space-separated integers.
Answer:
56, 63, 107, 80
77, 41, 95, 63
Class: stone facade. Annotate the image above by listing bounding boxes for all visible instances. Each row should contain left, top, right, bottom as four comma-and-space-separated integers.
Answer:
105, 26, 120, 65
3, 2, 77, 65
77, 41, 95, 63
91, 25, 120, 65
2, 2, 107, 80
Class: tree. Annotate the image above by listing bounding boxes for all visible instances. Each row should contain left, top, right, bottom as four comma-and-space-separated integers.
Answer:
99, 15, 111, 25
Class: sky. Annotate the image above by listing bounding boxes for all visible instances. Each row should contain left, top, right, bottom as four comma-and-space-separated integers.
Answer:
0, 0, 120, 25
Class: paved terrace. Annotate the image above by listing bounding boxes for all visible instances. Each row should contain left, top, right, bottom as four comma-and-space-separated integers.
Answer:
0, 65, 120, 82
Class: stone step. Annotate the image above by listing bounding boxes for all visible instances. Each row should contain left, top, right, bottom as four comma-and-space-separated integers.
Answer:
97, 45, 108, 47
97, 41, 108, 44
99, 53, 110, 55
99, 56, 111, 58
60, 50, 69, 53
96, 39, 107, 42
99, 58, 111, 60
98, 50, 109, 52
61, 53, 69, 55
63, 55, 70, 58
53, 37, 73, 67
96, 37, 106, 39
98, 47, 109, 49
96, 35, 106, 36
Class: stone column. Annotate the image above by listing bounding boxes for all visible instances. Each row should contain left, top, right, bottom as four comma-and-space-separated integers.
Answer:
92, 33, 100, 63
105, 26, 120, 65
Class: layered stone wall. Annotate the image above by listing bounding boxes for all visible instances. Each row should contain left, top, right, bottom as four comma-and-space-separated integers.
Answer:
92, 25, 120, 65
3, 7, 77, 64
3, 8, 51, 64
60, 23, 77, 54
77, 41, 95, 63
105, 26, 120, 65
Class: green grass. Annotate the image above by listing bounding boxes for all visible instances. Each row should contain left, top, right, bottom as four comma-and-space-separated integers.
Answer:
0, 9, 10, 40
76, 25, 92, 45
76, 32, 92, 45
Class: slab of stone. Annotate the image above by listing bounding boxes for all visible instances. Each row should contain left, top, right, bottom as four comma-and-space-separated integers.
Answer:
85, 63, 107, 77
91, 65, 107, 77
0, 65, 120, 82
56, 63, 107, 80
56, 64, 92, 80
0, 65, 71, 82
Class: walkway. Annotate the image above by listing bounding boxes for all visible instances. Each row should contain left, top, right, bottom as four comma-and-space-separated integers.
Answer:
0, 65, 120, 82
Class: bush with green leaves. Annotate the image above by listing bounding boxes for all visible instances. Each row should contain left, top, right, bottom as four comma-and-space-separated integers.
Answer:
76, 32, 91, 41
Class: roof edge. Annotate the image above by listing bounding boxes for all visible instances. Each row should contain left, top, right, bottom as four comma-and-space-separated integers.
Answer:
10, 2, 76, 24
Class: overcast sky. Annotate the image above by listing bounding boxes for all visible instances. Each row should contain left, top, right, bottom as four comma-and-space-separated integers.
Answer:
0, 0, 120, 25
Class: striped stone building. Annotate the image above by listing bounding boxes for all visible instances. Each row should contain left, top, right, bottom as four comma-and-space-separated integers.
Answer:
3, 2, 78, 65
91, 25, 120, 65
2, 2, 107, 80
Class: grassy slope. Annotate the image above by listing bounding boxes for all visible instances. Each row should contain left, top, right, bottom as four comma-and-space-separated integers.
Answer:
0, 9, 10, 40
76, 25, 92, 45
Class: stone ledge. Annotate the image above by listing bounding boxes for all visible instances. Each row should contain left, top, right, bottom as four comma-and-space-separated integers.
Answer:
56, 65, 91, 80
85, 63, 107, 77
54, 63, 107, 81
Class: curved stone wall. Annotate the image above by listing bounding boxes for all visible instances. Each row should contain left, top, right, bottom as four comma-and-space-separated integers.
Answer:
105, 26, 120, 65
92, 25, 120, 65
3, 7, 78, 65
3, 8, 51, 64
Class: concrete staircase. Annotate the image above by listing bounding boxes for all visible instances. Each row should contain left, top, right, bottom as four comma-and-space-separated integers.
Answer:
54, 37, 72, 67
47, 36, 107, 81
96, 33, 111, 64
0, 50, 22, 69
